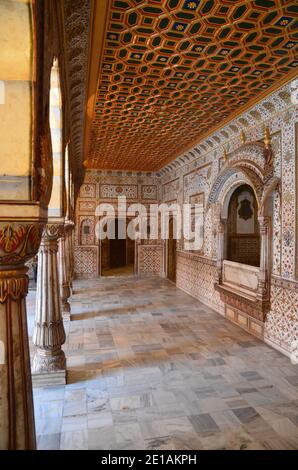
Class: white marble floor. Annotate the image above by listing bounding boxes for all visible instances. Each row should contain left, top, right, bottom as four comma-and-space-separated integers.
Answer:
26, 276, 298, 450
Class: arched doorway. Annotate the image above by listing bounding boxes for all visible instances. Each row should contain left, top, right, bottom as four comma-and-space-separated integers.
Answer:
227, 184, 260, 267
100, 218, 135, 276
167, 216, 176, 282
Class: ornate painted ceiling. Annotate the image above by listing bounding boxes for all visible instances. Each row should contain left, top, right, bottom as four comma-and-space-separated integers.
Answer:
85, 0, 297, 171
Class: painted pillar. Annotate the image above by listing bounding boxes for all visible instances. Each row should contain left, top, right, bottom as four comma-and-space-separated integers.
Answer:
0, 222, 42, 449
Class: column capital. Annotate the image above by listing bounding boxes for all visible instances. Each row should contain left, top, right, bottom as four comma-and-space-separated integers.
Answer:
258, 216, 270, 233
0, 222, 43, 267
43, 223, 65, 240
258, 215, 269, 224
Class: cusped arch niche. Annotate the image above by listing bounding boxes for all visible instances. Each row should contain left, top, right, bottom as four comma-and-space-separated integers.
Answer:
207, 139, 279, 325
226, 184, 260, 267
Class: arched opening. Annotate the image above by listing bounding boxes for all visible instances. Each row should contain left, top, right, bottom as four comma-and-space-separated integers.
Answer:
100, 218, 135, 277
48, 58, 63, 217
65, 143, 70, 220
28, 59, 64, 288
226, 184, 260, 267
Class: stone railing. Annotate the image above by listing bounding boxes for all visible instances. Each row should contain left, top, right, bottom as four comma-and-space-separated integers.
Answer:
222, 260, 259, 298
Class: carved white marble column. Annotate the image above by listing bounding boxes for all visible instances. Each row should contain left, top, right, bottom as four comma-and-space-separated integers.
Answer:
65, 222, 74, 294
0, 222, 42, 449
58, 227, 71, 319
32, 225, 66, 385
65, 228, 71, 291
216, 219, 225, 284
257, 216, 270, 299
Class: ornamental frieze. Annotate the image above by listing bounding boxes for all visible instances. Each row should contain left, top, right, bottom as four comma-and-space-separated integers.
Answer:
99, 184, 138, 199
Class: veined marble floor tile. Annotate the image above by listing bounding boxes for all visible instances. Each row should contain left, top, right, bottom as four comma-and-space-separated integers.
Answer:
26, 276, 298, 450
145, 435, 175, 450
37, 433, 61, 450
115, 422, 145, 450
88, 411, 114, 429
61, 414, 88, 432
35, 417, 63, 436
88, 426, 117, 450
60, 429, 88, 450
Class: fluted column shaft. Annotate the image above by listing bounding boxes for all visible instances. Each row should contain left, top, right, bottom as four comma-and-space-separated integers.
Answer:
32, 226, 66, 374
58, 230, 70, 317
64, 223, 74, 294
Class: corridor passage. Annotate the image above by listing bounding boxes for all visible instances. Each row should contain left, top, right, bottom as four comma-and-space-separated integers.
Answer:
28, 276, 298, 450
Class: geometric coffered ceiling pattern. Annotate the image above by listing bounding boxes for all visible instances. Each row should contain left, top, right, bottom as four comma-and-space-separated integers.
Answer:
86, 0, 298, 171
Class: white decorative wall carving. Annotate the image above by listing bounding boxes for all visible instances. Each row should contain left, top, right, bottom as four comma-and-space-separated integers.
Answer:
79, 201, 96, 212
79, 183, 96, 198
99, 184, 138, 199
141, 185, 157, 200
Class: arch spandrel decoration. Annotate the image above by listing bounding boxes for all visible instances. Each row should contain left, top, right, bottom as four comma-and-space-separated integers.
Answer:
207, 141, 278, 213
227, 142, 268, 174
207, 139, 279, 324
